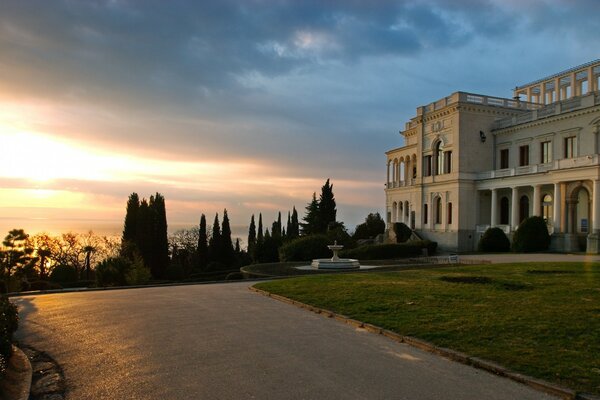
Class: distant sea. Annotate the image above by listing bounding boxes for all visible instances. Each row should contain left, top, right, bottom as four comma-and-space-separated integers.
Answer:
0, 218, 249, 246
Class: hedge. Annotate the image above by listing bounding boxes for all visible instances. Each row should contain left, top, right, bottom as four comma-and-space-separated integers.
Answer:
338, 240, 436, 260
278, 235, 331, 261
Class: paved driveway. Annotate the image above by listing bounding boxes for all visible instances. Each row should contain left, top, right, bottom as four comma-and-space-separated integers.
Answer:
14, 282, 556, 400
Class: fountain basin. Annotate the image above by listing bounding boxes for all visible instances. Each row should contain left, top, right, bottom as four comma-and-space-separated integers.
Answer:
311, 258, 360, 270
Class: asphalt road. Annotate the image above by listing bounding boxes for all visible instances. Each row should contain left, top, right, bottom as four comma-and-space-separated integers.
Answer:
14, 282, 556, 400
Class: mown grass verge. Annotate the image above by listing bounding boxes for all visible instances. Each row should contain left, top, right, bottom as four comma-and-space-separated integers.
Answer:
255, 262, 600, 395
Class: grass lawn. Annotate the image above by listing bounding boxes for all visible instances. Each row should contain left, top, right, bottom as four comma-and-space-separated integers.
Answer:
255, 262, 600, 395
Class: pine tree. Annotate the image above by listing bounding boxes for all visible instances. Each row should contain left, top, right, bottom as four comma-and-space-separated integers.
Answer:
257, 213, 264, 243
149, 193, 169, 279
318, 179, 337, 233
197, 214, 208, 271
121, 192, 140, 256
247, 215, 256, 254
208, 213, 221, 264
301, 193, 320, 235
221, 209, 234, 266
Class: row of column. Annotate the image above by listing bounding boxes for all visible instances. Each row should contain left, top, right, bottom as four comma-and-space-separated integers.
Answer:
523, 66, 598, 105
489, 181, 600, 233
387, 159, 413, 187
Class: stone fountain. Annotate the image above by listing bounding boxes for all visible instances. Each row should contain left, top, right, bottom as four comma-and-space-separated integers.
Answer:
311, 241, 360, 270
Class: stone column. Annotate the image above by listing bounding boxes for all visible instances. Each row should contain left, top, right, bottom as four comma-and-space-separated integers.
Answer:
386, 162, 390, 187
491, 189, 498, 226
588, 66, 595, 93
554, 77, 561, 102
511, 187, 519, 230
526, 87, 532, 103
570, 72, 577, 98
553, 183, 562, 233
592, 180, 600, 232
533, 185, 542, 216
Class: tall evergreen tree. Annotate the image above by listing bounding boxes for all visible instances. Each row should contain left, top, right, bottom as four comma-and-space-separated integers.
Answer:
271, 212, 282, 238
149, 193, 169, 279
221, 209, 235, 266
135, 198, 154, 270
290, 207, 299, 239
197, 214, 208, 271
286, 211, 292, 237
257, 213, 264, 243
208, 213, 221, 264
301, 193, 320, 235
318, 179, 337, 232
234, 238, 241, 253
247, 215, 256, 254
121, 192, 140, 256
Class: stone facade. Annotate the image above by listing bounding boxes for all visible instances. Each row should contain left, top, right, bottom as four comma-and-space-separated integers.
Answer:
385, 60, 600, 253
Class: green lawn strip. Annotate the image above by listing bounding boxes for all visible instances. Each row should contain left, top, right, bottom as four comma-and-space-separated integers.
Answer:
254, 262, 600, 394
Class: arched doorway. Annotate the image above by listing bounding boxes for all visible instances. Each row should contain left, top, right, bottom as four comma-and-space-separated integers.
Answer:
519, 195, 529, 223
567, 185, 591, 234
500, 197, 509, 225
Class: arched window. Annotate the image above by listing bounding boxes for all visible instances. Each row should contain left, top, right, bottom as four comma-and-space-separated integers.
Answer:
435, 142, 444, 175
519, 195, 529, 223
447, 202, 453, 224
423, 204, 428, 225
500, 197, 509, 225
542, 194, 553, 223
435, 197, 442, 224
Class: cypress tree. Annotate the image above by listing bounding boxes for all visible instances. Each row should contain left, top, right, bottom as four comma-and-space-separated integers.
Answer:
121, 192, 140, 256
135, 198, 153, 270
286, 211, 291, 238
247, 215, 256, 254
234, 238, 241, 253
149, 193, 169, 279
221, 209, 234, 266
290, 206, 299, 239
208, 213, 221, 264
301, 193, 319, 235
318, 179, 336, 233
257, 213, 264, 243
197, 214, 208, 271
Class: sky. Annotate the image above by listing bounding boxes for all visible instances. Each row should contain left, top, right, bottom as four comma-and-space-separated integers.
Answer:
0, 0, 598, 241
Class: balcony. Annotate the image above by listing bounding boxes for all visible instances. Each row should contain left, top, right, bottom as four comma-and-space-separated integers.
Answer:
476, 154, 600, 180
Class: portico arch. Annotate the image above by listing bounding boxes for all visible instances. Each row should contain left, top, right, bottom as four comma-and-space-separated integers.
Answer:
566, 182, 592, 234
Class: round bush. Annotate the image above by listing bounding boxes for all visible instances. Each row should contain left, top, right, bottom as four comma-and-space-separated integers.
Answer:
512, 216, 551, 252
478, 227, 510, 252
392, 223, 412, 243
278, 235, 331, 261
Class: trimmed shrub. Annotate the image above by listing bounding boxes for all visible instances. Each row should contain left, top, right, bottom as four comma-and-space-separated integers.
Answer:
392, 223, 412, 243
478, 227, 510, 252
278, 235, 331, 261
0, 296, 18, 376
338, 241, 436, 260
512, 216, 551, 252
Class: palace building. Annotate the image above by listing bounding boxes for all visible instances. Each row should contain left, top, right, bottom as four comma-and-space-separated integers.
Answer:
385, 60, 600, 253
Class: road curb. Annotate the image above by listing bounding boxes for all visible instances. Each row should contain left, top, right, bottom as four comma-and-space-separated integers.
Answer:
0, 346, 32, 400
249, 285, 590, 400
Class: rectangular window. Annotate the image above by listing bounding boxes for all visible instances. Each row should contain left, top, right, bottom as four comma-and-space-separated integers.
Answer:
444, 151, 452, 173
423, 155, 432, 176
564, 136, 575, 158
423, 204, 428, 224
519, 145, 529, 166
500, 149, 509, 169
540, 141, 552, 163
447, 202, 452, 224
